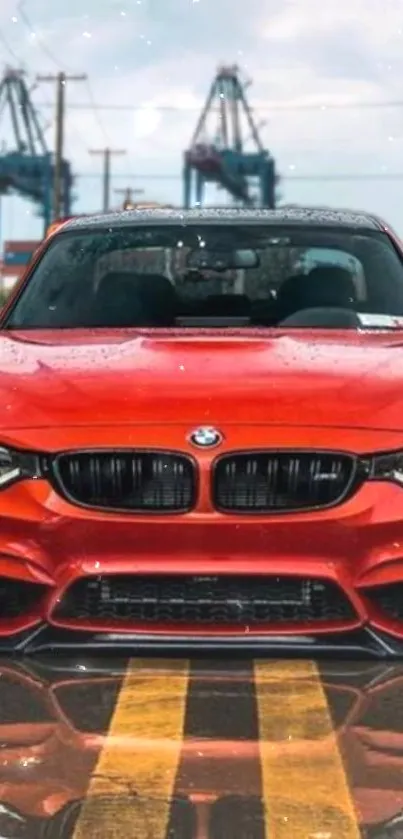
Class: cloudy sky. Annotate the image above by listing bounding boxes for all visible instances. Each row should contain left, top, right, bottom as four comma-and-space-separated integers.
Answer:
0, 0, 402, 243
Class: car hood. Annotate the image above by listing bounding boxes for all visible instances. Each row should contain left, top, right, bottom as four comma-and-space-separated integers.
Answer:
1, 328, 403, 432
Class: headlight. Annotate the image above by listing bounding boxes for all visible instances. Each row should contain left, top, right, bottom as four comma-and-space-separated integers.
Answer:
367, 451, 403, 486
0, 447, 43, 489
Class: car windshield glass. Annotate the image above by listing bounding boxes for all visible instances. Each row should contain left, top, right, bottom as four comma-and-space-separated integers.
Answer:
5, 223, 403, 329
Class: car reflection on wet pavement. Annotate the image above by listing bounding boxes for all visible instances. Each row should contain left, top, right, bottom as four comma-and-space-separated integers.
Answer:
0, 658, 401, 838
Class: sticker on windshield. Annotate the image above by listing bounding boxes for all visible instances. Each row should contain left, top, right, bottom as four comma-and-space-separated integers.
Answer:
357, 313, 403, 328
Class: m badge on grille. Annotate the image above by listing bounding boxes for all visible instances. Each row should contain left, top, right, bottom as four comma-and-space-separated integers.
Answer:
188, 426, 223, 448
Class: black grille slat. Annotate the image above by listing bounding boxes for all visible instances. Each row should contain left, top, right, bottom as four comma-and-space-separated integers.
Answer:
214, 452, 356, 512
53, 451, 195, 512
53, 574, 355, 626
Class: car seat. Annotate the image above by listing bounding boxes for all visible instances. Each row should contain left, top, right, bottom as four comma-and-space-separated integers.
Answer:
135, 273, 178, 326
306, 265, 357, 309
92, 271, 177, 327
276, 266, 357, 322
275, 274, 309, 321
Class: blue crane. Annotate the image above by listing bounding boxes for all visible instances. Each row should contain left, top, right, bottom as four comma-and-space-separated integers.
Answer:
183, 65, 278, 209
0, 68, 73, 234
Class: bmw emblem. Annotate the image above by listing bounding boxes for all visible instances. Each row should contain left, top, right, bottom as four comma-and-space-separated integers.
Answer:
189, 426, 223, 448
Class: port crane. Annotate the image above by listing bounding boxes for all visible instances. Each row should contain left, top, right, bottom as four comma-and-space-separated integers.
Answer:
183, 65, 277, 208
0, 67, 73, 233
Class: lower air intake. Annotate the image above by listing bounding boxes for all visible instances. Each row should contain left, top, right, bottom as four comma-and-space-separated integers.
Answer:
0, 577, 46, 619
365, 583, 403, 622
52, 574, 355, 627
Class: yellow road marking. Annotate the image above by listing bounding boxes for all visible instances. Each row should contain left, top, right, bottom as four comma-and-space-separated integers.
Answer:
255, 660, 360, 839
73, 658, 189, 839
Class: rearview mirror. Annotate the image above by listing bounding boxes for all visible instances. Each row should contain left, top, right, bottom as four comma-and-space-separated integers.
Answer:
186, 248, 259, 271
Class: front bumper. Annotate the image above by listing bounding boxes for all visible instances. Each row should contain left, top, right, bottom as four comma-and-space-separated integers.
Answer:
2, 476, 403, 657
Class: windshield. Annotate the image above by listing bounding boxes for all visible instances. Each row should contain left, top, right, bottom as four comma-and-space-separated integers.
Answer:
5, 223, 403, 329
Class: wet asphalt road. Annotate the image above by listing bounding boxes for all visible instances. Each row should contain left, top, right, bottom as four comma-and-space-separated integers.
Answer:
0, 657, 401, 838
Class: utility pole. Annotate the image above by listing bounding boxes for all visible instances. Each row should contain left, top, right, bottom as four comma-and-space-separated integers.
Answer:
37, 71, 87, 220
114, 186, 144, 209
89, 147, 126, 212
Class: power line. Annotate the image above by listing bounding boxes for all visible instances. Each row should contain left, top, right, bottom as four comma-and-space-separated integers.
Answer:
283, 173, 403, 181
17, 0, 66, 70
15, 3, 88, 154
75, 171, 403, 183
0, 28, 22, 64
37, 99, 403, 113
78, 173, 179, 180
16, 2, 110, 146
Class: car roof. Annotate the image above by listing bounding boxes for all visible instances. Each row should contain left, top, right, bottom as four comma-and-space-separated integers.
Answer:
61, 206, 385, 233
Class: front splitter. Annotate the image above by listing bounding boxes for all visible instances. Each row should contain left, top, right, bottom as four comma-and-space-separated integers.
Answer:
1, 623, 403, 658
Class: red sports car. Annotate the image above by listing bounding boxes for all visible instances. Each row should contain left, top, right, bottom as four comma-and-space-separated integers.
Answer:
2, 206, 403, 655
